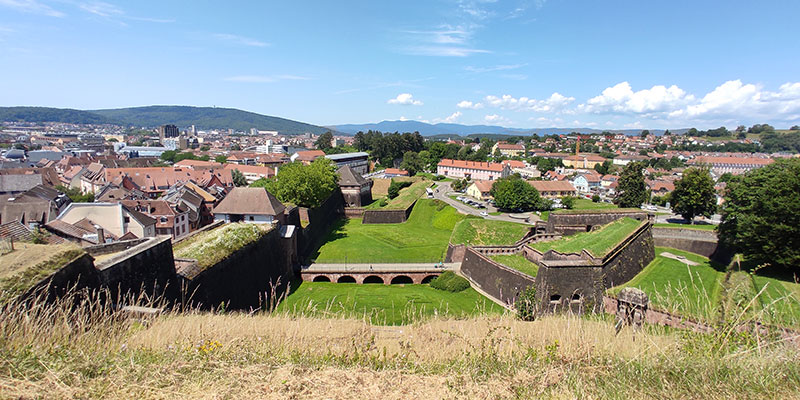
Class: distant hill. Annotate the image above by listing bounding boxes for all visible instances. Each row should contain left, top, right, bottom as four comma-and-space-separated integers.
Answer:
0, 105, 332, 135
332, 120, 687, 137
0, 106, 114, 125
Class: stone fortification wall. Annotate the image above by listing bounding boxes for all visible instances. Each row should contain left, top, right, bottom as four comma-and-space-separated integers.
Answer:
445, 244, 467, 263
652, 227, 731, 262
546, 210, 649, 235
344, 207, 365, 218
460, 247, 537, 307
17, 252, 99, 304
85, 238, 148, 256
180, 228, 294, 310
298, 189, 345, 257
600, 223, 655, 288
361, 199, 417, 224
93, 236, 178, 301
535, 263, 605, 313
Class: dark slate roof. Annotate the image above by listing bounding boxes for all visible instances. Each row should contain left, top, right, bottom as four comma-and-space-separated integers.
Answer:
0, 174, 42, 193
212, 187, 285, 216
120, 204, 157, 226
337, 165, 368, 187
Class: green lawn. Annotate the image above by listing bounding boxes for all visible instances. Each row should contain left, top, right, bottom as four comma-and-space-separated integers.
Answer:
489, 254, 539, 277
609, 247, 726, 322
653, 223, 717, 231
312, 199, 465, 263
572, 198, 617, 210
383, 180, 430, 209
529, 217, 642, 257
450, 218, 530, 246
275, 281, 505, 325
749, 274, 800, 328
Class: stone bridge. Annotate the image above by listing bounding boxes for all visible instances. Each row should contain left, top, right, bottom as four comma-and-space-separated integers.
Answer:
300, 263, 459, 284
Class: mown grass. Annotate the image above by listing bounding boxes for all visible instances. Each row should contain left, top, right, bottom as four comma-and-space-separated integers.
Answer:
489, 254, 539, 277
2, 292, 799, 399
173, 223, 272, 268
653, 223, 717, 231
747, 273, 800, 328
609, 247, 726, 322
530, 217, 642, 257
570, 198, 617, 210
450, 218, 529, 246
275, 281, 503, 325
367, 179, 430, 210
313, 199, 465, 263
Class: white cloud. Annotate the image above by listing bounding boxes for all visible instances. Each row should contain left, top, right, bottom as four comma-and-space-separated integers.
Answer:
456, 100, 483, 109
484, 92, 574, 112
484, 113, 513, 125
213, 33, 269, 47
224, 75, 309, 83
400, 23, 490, 57
433, 111, 461, 124
387, 93, 423, 106
404, 46, 490, 57
79, 1, 122, 17
464, 63, 525, 73
0, 0, 65, 17
581, 82, 694, 115
667, 80, 800, 121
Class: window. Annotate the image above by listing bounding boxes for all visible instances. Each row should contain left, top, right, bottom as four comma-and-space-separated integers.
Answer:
160, 217, 167, 223
123, 216, 130, 223
249, 216, 254, 221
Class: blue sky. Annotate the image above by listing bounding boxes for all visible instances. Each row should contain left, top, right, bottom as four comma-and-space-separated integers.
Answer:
1, 0, 799, 129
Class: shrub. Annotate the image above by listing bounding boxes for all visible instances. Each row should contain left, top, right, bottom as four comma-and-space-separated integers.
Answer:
433, 175, 445, 181
591, 194, 601, 203
561, 196, 575, 209
387, 179, 412, 199
429, 271, 470, 292
379, 198, 388, 207
515, 285, 538, 321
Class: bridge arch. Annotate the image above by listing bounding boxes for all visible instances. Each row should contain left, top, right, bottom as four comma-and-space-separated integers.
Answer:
337, 275, 356, 283
312, 275, 331, 282
363, 275, 384, 284
421, 275, 438, 284
390, 275, 413, 284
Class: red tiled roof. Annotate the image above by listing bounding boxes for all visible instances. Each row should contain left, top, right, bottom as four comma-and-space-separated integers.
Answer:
528, 180, 577, 192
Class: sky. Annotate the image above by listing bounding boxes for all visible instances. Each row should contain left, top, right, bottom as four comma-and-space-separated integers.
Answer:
1, 0, 799, 130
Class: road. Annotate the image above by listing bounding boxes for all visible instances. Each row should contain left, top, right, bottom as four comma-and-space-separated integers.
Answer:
649, 204, 721, 225
431, 181, 541, 225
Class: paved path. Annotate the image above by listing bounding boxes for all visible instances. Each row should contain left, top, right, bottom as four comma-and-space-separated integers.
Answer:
302, 262, 460, 273
432, 181, 541, 225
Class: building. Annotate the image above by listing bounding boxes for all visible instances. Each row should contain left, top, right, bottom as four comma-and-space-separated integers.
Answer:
572, 173, 601, 192
688, 156, 774, 176
562, 154, 607, 169
120, 200, 190, 239
528, 180, 577, 199
436, 159, 510, 181
55, 202, 156, 239
466, 180, 494, 200
325, 152, 370, 175
290, 150, 326, 164
492, 142, 526, 157
513, 166, 541, 179
383, 168, 409, 178
158, 124, 180, 144
212, 187, 286, 224
647, 180, 675, 195
338, 165, 372, 207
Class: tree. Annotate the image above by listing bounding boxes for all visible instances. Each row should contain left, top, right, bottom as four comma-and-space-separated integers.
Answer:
663, 129, 672, 136
717, 159, 800, 271
315, 131, 334, 151
490, 175, 544, 212
200, 145, 210, 151
56, 185, 94, 203
231, 169, 248, 187
615, 161, 647, 208
594, 160, 612, 175
561, 196, 575, 209
670, 167, 716, 223
215, 155, 228, 163
252, 158, 339, 208
400, 151, 424, 176
791, 125, 800, 131
640, 130, 650, 138
160, 150, 177, 162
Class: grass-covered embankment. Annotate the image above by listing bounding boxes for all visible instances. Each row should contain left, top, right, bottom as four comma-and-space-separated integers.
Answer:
312, 199, 464, 263
173, 223, 272, 268
489, 254, 539, 277
275, 281, 503, 325
450, 218, 530, 246
0, 243, 85, 304
529, 217, 642, 257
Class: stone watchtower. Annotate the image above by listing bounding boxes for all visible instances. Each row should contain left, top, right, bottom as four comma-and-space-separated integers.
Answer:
337, 165, 372, 208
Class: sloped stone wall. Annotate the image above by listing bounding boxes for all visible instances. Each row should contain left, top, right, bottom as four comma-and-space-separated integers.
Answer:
460, 247, 536, 307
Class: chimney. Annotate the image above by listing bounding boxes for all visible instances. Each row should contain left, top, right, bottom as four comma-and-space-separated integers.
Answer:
94, 224, 105, 243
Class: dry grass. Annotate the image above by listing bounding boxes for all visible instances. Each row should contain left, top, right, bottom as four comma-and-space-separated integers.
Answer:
371, 176, 422, 197
2, 290, 800, 400
0, 242, 80, 279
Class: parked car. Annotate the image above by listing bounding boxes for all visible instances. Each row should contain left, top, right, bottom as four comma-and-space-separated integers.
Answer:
480, 211, 489, 217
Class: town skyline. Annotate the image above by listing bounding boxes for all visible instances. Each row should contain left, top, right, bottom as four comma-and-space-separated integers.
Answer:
1, 1, 799, 130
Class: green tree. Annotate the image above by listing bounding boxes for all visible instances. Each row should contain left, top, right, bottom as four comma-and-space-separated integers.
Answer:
400, 151, 424, 176
253, 158, 339, 208
490, 175, 543, 212
615, 161, 647, 208
200, 145, 210, 151
718, 159, 800, 271
160, 150, 177, 162
231, 169, 248, 187
561, 196, 575, 209
594, 160, 612, 175
315, 131, 334, 151
640, 130, 650, 138
215, 155, 228, 163
55, 185, 94, 203
671, 167, 716, 223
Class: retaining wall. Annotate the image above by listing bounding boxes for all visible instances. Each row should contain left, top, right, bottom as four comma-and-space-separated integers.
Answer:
460, 247, 537, 307
17, 252, 99, 304
179, 227, 294, 310
652, 227, 731, 263
361, 199, 417, 224
298, 189, 345, 257
546, 210, 650, 235
93, 236, 178, 302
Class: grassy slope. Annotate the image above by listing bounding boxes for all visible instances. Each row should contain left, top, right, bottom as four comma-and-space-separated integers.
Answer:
571, 198, 617, 210
749, 274, 800, 327
313, 199, 464, 263
450, 218, 530, 246
609, 247, 725, 321
173, 223, 271, 268
489, 254, 539, 277
366, 179, 429, 210
530, 217, 642, 257
275, 281, 504, 325
653, 223, 717, 231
